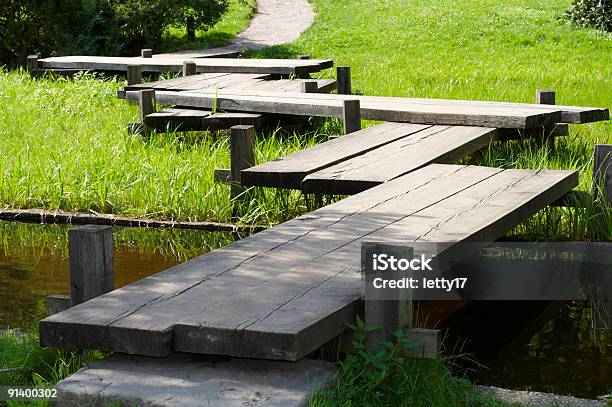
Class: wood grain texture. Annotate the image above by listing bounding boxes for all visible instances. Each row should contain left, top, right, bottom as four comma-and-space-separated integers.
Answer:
39, 56, 334, 75
40, 164, 577, 360
123, 74, 337, 95
124, 90, 565, 128
302, 126, 500, 194
68, 225, 114, 306
242, 122, 431, 189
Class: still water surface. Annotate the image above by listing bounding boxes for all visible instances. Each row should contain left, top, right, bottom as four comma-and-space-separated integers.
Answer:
0, 221, 233, 327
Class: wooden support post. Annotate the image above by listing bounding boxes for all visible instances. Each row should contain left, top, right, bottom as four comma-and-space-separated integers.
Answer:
337, 66, 351, 95
138, 89, 156, 124
68, 225, 114, 306
536, 89, 556, 105
363, 243, 413, 349
593, 144, 612, 204
230, 125, 255, 202
127, 64, 142, 85
300, 80, 318, 93
535, 89, 565, 148
297, 55, 310, 60
182, 61, 197, 77
26, 55, 39, 73
141, 49, 153, 58
343, 99, 361, 135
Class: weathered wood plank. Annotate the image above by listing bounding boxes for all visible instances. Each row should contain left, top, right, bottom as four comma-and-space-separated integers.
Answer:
40, 165, 578, 360
242, 122, 431, 188
39, 56, 334, 75
68, 225, 114, 306
144, 108, 264, 132
124, 90, 562, 128
256, 92, 608, 124
302, 126, 499, 194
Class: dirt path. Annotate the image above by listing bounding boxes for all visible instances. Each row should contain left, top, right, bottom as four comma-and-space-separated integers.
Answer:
157, 0, 315, 58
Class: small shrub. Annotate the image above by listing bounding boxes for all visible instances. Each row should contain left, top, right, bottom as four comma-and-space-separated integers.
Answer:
565, 0, 612, 32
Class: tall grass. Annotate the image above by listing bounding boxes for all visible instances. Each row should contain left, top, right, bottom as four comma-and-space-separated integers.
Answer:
0, 313, 105, 389
0, 71, 336, 226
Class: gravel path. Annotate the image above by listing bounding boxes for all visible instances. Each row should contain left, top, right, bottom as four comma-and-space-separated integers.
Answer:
158, 0, 315, 58
477, 386, 608, 407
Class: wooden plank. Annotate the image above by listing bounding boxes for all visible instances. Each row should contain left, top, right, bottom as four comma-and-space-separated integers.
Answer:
40, 165, 577, 360
262, 92, 608, 124
124, 73, 270, 92
144, 108, 264, 131
39, 56, 334, 76
153, 49, 241, 59
124, 90, 562, 129
303, 126, 499, 194
241, 122, 431, 188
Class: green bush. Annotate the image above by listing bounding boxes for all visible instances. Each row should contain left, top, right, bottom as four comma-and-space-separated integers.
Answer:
0, 0, 228, 67
565, 0, 611, 32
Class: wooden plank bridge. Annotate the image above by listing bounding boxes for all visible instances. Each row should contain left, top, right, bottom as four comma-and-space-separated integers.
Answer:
40, 164, 578, 360
37, 56, 609, 365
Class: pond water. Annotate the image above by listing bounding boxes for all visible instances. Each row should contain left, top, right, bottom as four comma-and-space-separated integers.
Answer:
0, 221, 234, 328
1, 221, 610, 399
422, 300, 611, 399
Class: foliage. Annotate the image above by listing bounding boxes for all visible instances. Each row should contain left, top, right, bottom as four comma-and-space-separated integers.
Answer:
566, 0, 612, 32
161, 0, 256, 52
116, 0, 229, 51
0, 0, 229, 67
0, 312, 105, 388
0, 0, 122, 67
311, 316, 511, 406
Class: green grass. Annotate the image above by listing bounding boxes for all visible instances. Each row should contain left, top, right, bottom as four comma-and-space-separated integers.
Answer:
162, 0, 257, 51
0, 71, 337, 226
1, 0, 611, 237
0, 315, 104, 391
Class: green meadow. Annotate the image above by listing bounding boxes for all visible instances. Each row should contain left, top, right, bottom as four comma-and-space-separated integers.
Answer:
0, 0, 610, 234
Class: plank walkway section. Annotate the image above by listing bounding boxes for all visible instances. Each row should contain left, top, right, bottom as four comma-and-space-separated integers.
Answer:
241, 122, 499, 191
122, 73, 337, 94
125, 89, 606, 128
144, 108, 265, 132
54, 353, 336, 407
38, 56, 333, 76
302, 126, 500, 194
40, 164, 577, 361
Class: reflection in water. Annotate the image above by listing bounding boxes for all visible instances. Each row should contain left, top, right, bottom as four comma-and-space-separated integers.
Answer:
0, 221, 235, 328
478, 301, 611, 399
426, 300, 611, 399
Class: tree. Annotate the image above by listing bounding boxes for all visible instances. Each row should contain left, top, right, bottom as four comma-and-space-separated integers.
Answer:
115, 0, 228, 50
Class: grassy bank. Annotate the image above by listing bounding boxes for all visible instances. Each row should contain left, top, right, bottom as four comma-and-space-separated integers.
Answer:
0, 71, 331, 225
1, 0, 611, 235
